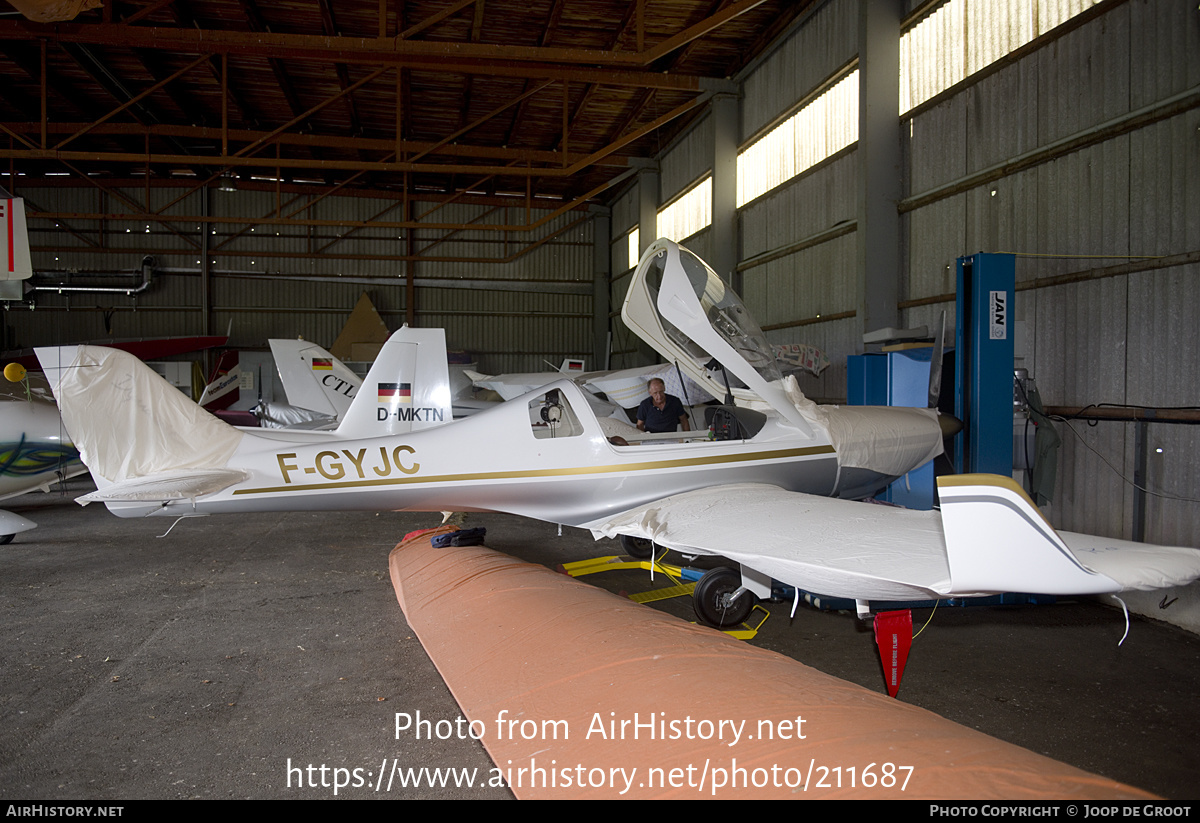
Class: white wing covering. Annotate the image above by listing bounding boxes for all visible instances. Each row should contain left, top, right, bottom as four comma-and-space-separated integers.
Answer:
590, 476, 1200, 601
783, 376, 942, 477
77, 468, 248, 504
590, 483, 953, 601
37, 345, 243, 485
1060, 532, 1200, 592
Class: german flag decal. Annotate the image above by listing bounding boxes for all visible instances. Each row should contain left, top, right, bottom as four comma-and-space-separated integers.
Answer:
378, 382, 412, 403
311, 358, 332, 370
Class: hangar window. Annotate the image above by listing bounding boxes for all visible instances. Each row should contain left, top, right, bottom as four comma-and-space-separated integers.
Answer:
901, 0, 1103, 113
736, 70, 859, 208
613, 227, 639, 273
657, 177, 711, 243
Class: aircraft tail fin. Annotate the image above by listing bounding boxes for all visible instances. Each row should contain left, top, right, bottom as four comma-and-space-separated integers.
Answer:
199, 349, 241, 410
35, 345, 244, 491
268, 338, 361, 419
937, 474, 1119, 595
0, 198, 32, 281
335, 326, 452, 438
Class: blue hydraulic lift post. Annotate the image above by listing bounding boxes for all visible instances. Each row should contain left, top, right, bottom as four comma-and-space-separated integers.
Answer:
954, 253, 1016, 475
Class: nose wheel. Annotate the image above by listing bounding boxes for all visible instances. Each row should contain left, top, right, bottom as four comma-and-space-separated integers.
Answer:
692, 566, 755, 627
620, 534, 656, 560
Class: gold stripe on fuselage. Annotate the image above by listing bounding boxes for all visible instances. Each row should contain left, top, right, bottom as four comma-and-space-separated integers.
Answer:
232, 445, 835, 496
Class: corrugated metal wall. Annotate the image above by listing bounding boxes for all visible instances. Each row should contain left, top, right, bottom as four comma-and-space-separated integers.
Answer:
633, 0, 1198, 556
660, 114, 714, 203
741, 0, 858, 140
733, 0, 862, 402
606, 185, 641, 370
901, 0, 1199, 549
12, 186, 595, 375
740, 149, 859, 401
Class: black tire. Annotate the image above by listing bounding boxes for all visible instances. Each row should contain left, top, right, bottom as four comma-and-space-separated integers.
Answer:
693, 567, 755, 627
620, 534, 655, 560
0, 534, 13, 545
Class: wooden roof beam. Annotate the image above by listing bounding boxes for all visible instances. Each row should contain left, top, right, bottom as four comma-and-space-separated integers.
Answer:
0, 121, 623, 166
0, 22, 692, 70
238, 0, 307, 121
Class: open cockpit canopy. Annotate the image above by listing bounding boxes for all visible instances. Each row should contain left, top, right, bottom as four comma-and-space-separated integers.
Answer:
621, 238, 814, 434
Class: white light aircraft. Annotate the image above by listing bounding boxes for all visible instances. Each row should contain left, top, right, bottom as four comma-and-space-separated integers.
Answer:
0, 194, 85, 542
34, 240, 1200, 629
0, 372, 85, 542
199, 340, 359, 429
267, 338, 361, 424
268, 336, 498, 425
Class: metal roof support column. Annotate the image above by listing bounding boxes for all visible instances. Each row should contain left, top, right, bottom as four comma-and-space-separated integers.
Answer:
711, 91, 739, 292
856, 0, 902, 347
636, 163, 660, 365
590, 206, 611, 369
201, 185, 212, 373
637, 163, 658, 256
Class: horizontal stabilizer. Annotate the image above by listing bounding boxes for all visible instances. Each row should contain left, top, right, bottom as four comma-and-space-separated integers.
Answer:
76, 469, 248, 506
937, 475, 1200, 595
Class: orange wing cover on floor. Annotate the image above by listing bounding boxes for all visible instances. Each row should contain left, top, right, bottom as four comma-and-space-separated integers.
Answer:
389, 530, 1155, 800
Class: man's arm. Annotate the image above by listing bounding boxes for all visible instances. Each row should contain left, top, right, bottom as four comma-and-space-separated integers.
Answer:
678, 414, 690, 432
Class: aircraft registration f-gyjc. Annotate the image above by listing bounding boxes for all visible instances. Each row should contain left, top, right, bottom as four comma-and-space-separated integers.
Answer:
34, 239, 1200, 627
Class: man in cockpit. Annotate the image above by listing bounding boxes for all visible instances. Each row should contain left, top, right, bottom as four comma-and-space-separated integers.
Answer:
636, 378, 691, 433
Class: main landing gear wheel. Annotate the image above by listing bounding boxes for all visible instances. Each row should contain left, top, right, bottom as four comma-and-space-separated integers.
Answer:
621, 534, 655, 560
693, 567, 755, 628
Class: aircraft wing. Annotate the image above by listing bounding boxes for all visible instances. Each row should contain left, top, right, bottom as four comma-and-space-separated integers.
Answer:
589, 483, 953, 601
587, 477, 1200, 602
75, 469, 249, 506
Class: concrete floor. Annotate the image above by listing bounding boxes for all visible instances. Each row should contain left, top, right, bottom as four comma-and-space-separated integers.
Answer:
2, 478, 1198, 800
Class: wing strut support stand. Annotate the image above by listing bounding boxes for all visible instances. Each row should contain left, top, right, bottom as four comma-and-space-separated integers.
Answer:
873, 609, 913, 698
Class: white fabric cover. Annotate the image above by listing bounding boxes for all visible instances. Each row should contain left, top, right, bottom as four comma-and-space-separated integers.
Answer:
254, 402, 337, 430
584, 363, 717, 408
782, 376, 943, 476
1060, 531, 1200, 592
77, 469, 248, 505
54, 346, 243, 485
590, 484, 952, 601
591, 482, 1200, 599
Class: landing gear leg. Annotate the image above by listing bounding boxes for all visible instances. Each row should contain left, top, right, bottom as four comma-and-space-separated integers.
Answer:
693, 567, 755, 627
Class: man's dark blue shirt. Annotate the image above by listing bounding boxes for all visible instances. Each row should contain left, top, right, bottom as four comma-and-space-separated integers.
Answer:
636, 393, 686, 433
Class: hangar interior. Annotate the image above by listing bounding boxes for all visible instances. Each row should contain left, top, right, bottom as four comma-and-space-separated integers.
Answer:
1, 0, 1199, 800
